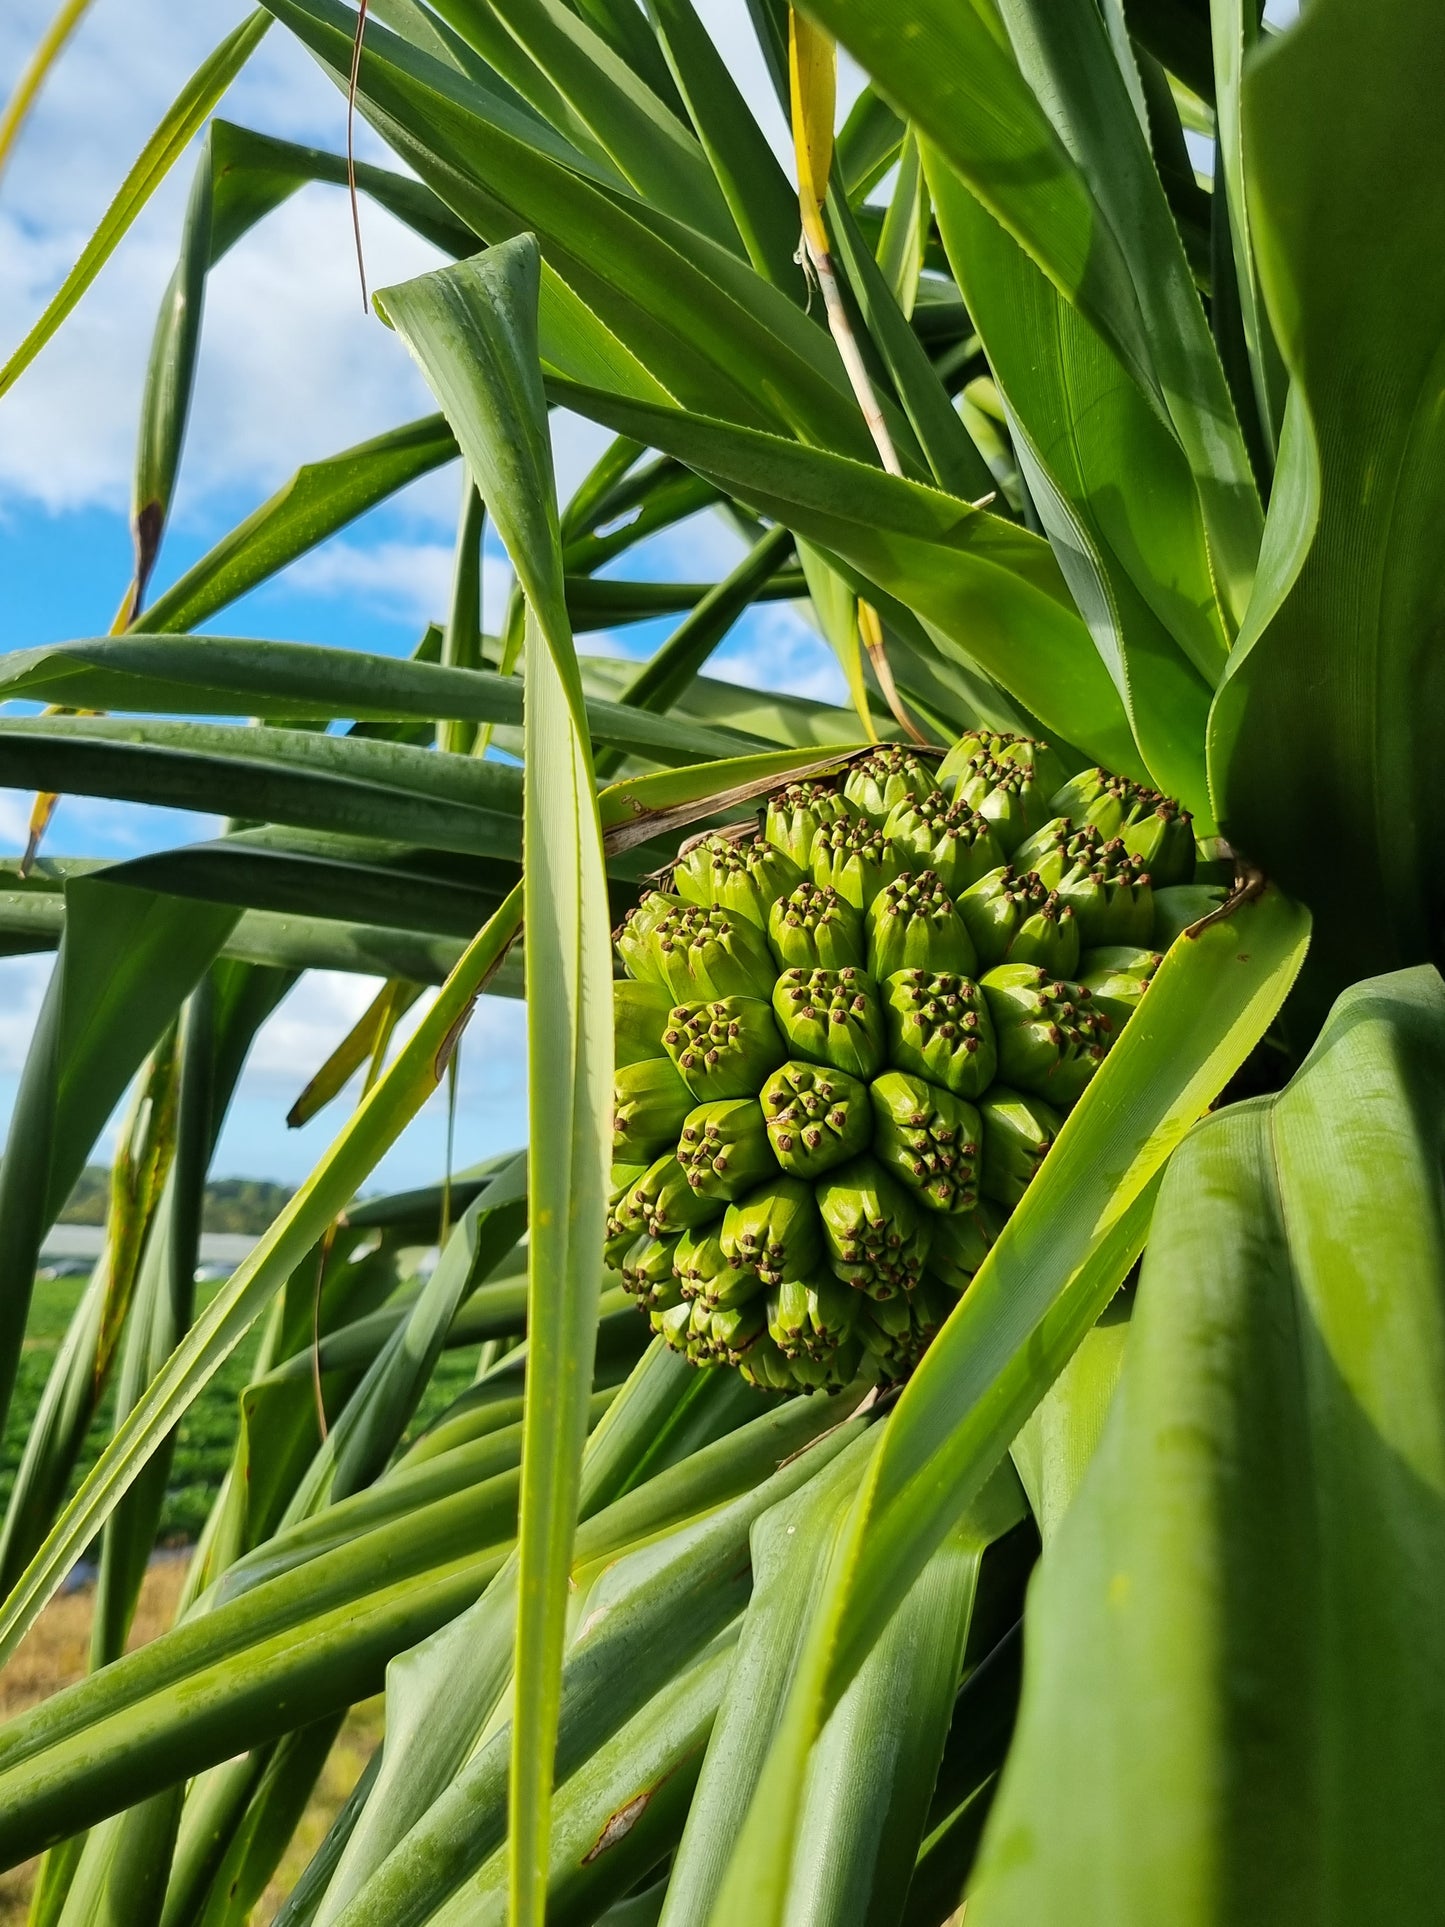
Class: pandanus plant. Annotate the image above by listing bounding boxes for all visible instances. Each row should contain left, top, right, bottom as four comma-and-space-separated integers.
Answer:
0, 0, 1441, 1921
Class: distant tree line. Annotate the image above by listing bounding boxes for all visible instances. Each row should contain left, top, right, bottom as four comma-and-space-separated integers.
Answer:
61, 1168, 294, 1236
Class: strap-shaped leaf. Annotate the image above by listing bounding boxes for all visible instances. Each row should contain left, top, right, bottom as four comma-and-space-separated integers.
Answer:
645, 0, 800, 289
988, 0, 1261, 628
0, 11, 270, 401
926, 155, 1221, 821
321, 1414, 867, 1926
707, 885, 1311, 1920
969, 965, 1445, 1921
546, 377, 1147, 779
0, 715, 524, 856
0, 636, 755, 764
377, 236, 615, 1926
136, 415, 459, 635
271, 0, 901, 464
311, 1382, 839, 1916
1209, 0, 1286, 469
432, 0, 737, 244
798, 0, 1262, 630
1208, 0, 1445, 1005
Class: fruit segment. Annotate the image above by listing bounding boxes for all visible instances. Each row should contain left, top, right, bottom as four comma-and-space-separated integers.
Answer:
605, 729, 1192, 1392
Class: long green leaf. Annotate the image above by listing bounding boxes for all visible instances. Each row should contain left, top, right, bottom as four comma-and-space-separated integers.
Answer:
324, 1415, 867, 1927
0, 879, 236, 1442
311, 1385, 842, 1920
134, 415, 457, 634
0, 885, 523, 1669
0, 11, 270, 400
546, 378, 1146, 779
431, 0, 735, 242
0, 877, 496, 988
710, 886, 1311, 1919
1207, 0, 1445, 1006
432, 1634, 739, 1927
925, 154, 1221, 820
1209, 0, 1285, 470
664, 1434, 877, 1927
800, 0, 1262, 629
376, 235, 614, 1927
968, 965, 1445, 1922
0, 636, 756, 764
106, 836, 506, 946
0, 715, 524, 856
643, 0, 799, 289
268, 0, 907, 465
987, 0, 1261, 627
781, 1510, 997, 1927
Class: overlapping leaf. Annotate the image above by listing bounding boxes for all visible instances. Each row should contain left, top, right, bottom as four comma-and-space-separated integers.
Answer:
969, 966, 1445, 1922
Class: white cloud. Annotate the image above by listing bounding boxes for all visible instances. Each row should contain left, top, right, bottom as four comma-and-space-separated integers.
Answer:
611, 504, 748, 584
0, 791, 30, 847
0, 3, 803, 529
0, 2, 447, 520
237, 968, 525, 1111
0, 954, 48, 1073
286, 537, 451, 627
281, 530, 517, 630
242, 967, 394, 1092
712, 600, 850, 705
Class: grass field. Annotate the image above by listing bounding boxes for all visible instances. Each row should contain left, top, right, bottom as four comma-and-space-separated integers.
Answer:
2, 1273, 484, 1543
0, 1557, 385, 1922
0, 1269, 489, 1918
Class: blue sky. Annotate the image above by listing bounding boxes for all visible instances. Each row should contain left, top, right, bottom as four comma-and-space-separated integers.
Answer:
0, 0, 848, 1191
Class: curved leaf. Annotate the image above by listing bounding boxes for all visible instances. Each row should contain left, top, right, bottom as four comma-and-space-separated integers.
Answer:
926, 153, 1221, 822
0, 886, 523, 1671
0, 636, 755, 764
708, 885, 1311, 1921
1207, 0, 1445, 1003
969, 965, 1445, 1923
547, 379, 1146, 779
0, 12, 270, 401
377, 235, 616, 1927
0, 716, 524, 857
135, 417, 458, 635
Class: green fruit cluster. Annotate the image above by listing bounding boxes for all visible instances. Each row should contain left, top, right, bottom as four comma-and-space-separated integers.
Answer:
607, 737, 1191, 1394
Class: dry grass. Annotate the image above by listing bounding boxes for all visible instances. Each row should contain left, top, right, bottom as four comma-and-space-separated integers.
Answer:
0, 1559, 383, 1924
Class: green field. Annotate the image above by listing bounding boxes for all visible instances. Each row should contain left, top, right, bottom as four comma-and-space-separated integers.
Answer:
1, 1275, 483, 1545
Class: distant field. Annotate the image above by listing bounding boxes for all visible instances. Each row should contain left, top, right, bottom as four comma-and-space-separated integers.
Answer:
0, 1558, 384, 1924
0, 1273, 483, 1921
2, 1274, 483, 1545
60, 1167, 295, 1234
